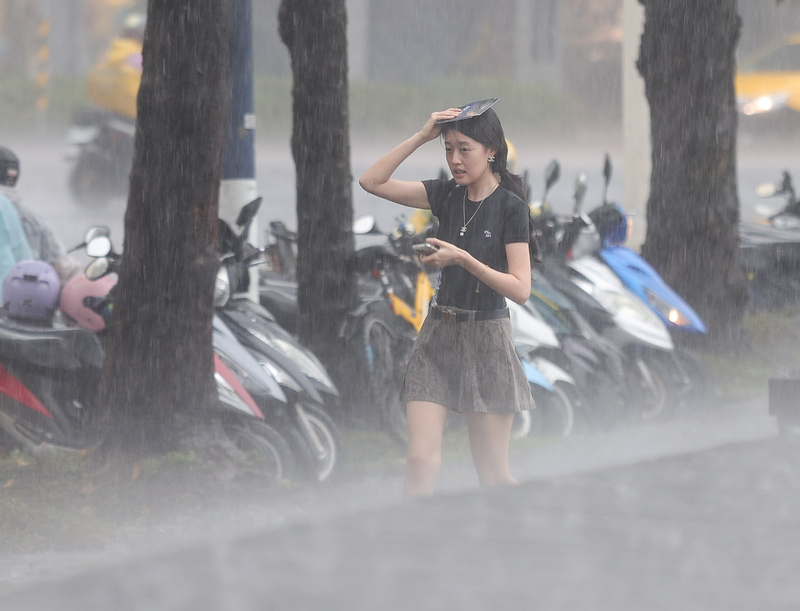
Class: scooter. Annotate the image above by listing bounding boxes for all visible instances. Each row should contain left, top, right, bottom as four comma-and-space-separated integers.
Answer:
531, 160, 688, 420
65, 106, 135, 206
215, 200, 342, 482
258, 214, 421, 442
0, 278, 293, 483
587, 154, 707, 335
506, 299, 582, 438
58, 229, 297, 482
739, 170, 800, 310
525, 269, 630, 428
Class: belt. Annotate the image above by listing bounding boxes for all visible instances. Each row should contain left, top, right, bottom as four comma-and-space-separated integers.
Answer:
428, 305, 509, 324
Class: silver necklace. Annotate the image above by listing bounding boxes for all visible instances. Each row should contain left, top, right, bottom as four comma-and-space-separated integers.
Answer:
460, 183, 498, 237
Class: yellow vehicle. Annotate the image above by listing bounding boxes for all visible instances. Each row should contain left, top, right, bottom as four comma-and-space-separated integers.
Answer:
735, 33, 800, 118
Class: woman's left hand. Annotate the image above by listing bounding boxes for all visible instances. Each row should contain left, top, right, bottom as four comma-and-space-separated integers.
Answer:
418, 237, 461, 268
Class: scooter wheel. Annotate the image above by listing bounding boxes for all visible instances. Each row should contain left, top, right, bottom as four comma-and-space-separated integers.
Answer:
511, 410, 532, 439
362, 313, 409, 447
224, 420, 294, 483
531, 382, 575, 438
294, 404, 342, 483
633, 357, 669, 420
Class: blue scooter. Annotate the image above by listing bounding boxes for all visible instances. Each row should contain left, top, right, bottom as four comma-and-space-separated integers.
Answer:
587, 154, 707, 335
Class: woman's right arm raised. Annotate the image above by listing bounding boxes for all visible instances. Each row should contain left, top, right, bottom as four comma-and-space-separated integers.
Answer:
358, 108, 461, 209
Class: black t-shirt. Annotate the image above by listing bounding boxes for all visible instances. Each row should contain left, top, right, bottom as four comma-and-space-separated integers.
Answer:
423, 178, 530, 310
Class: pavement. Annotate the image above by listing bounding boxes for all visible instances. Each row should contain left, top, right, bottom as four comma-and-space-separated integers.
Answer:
1, 397, 798, 610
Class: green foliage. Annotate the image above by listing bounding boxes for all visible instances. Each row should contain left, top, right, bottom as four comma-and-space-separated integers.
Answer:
348, 78, 581, 139
0, 72, 579, 141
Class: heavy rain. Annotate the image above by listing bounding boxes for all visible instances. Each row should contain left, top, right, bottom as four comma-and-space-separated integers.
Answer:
1, 0, 800, 608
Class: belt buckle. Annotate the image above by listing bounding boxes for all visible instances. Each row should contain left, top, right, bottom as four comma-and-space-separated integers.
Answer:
441, 308, 458, 323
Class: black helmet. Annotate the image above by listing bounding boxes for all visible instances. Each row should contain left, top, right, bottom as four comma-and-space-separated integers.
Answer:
0, 147, 19, 187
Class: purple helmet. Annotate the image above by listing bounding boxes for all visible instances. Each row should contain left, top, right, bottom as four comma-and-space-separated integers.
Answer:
3, 260, 61, 324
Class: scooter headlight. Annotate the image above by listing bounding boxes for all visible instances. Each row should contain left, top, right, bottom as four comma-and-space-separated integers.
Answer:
215, 370, 253, 413
643, 287, 691, 327
259, 358, 303, 394
249, 329, 337, 392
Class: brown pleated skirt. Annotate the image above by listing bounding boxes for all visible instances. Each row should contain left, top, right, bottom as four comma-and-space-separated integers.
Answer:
402, 313, 536, 414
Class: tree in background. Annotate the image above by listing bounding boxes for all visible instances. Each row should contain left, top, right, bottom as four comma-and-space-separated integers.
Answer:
95, 0, 230, 459
637, 0, 747, 342
278, 0, 356, 377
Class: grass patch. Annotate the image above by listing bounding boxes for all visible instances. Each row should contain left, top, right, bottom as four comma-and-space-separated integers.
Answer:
695, 309, 800, 400
0, 73, 584, 141
0, 445, 296, 555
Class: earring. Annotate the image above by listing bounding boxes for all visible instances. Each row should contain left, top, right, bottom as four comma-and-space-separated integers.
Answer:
488, 155, 495, 163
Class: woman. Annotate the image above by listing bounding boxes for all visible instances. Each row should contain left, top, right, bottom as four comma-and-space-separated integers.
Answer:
359, 105, 535, 499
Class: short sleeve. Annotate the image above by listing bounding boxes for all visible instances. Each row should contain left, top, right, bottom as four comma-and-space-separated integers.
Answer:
422, 179, 457, 217
503, 196, 531, 245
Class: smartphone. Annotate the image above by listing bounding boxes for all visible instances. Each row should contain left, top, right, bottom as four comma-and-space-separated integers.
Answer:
411, 243, 439, 256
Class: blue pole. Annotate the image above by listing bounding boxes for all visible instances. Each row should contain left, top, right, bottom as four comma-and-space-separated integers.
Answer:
220, 0, 257, 226
220, 0, 258, 300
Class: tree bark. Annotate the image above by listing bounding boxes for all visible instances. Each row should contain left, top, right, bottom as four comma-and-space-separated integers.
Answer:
278, 0, 356, 371
637, 0, 748, 343
95, 0, 230, 456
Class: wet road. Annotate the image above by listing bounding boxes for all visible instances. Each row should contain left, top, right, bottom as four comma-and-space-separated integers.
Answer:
1, 129, 795, 264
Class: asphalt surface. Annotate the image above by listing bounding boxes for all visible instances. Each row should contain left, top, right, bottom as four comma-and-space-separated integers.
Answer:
1, 396, 797, 610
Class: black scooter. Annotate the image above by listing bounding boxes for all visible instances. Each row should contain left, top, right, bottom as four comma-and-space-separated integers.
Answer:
216, 200, 343, 482
66, 106, 134, 206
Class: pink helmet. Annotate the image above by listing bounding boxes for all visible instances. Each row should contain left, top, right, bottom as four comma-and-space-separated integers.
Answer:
59, 274, 117, 332
3, 260, 61, 324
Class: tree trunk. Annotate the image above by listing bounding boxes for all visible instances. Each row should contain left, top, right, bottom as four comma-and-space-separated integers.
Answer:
95, 0, 230, 457
637, 0, 748, 343
278, 1, 356, 372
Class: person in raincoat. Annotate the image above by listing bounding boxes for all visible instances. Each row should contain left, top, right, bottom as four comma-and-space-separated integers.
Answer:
0, 151, 32, 302
86, 11, 145, 120
0, 147, 81, 288
359, 103, 535, 500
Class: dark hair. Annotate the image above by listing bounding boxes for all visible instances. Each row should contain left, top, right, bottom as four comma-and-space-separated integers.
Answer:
440, 108, 525, 201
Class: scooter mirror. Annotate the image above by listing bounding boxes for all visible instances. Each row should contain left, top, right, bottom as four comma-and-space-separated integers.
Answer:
544, 160, 561, 192
85, 257, 110, 281
86, 235, 112, 258
82, 226, 110, 244
352, 215, 378, 235
236, 197, 262, 229
603, 154, 612, 182
756, 182, 778, 198
573, 174, 588, 211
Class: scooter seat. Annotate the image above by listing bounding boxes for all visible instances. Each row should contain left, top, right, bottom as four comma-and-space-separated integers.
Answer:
0, 316, 104, 370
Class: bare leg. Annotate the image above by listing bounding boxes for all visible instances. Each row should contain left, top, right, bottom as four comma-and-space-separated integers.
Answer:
466, 411, 518, 487
403, 401, 449, 500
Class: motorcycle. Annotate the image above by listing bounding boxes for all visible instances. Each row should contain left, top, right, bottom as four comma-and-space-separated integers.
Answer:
531, 160, 690, 420
60, 229, 297, 482
0, 264, 293, 484
587, 154, 707, 336
258, 214, 420, 441
216, 199, 342, 482
525, 269, 630, 429
739, 170, 800, 310
506, 299, 582, 438
65, 106, 134, 206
